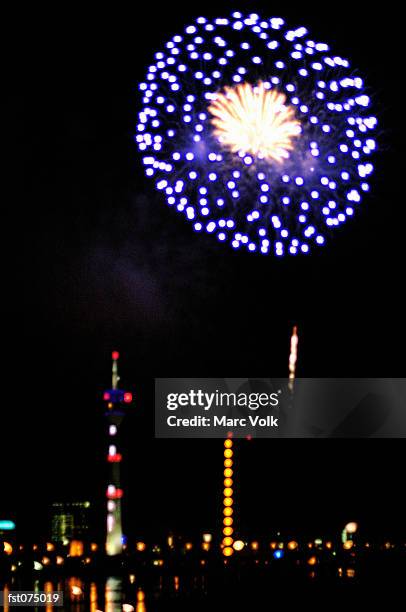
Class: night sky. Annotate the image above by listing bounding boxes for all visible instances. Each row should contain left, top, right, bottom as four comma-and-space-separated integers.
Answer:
3, 2, 405, 543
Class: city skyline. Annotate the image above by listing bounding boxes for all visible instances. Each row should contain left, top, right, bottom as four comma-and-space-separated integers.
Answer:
3, 352, 405, 545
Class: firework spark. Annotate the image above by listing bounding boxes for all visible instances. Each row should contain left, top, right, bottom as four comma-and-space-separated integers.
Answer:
136, 12, 377, 255
208, 82, 301, 162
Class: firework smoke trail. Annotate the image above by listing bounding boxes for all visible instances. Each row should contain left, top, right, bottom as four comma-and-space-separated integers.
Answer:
136, 12, 377, 255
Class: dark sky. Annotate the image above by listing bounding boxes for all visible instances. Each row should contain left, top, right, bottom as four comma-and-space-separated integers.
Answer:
3, 1, 405, 543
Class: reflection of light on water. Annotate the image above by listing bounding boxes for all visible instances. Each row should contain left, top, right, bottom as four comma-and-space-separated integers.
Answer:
136, 589, 146, 612
338, 566, 356, 579
69, 577, 84, 600
72, 586, 82, 596
105, 577, 123, 612
1, 566, 363, 611
44, 581, 53, 612
3, 585, 9, 612
90, 582, 98, 612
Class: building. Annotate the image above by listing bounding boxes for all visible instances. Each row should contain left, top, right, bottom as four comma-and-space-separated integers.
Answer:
51, 501, 91, 544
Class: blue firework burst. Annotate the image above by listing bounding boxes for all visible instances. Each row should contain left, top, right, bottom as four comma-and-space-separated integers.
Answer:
136, 11, 377, 255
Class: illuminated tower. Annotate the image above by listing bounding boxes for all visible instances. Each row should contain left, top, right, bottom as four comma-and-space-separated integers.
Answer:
222, 437, 234, 557
103, 351, 132, 556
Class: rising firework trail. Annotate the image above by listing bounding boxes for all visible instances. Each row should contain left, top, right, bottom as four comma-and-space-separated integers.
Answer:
288, 325, 298, 392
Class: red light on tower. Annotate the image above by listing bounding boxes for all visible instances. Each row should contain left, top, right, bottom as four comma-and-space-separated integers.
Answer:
112, 351, 120, 361
124, 392, 132, 404
106, 486, 124, 500
107, 453, 122, 463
